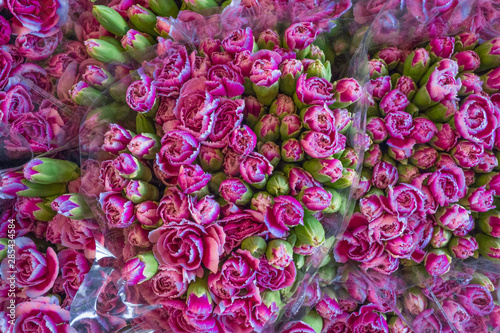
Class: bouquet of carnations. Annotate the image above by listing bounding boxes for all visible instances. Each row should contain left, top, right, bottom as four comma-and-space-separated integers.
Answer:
69, 0, 372, 331
0, 155, 101, 332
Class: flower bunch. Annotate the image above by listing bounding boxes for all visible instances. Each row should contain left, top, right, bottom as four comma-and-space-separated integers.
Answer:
79, 13, 364, 329
334, 33, 500, 277
0, 157, 98, 332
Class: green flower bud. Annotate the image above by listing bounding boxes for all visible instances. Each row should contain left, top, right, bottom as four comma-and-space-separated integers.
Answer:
474, 172, 498, 187
294, 214, 325, 247
253, 81, 279, 106
241, 236, 267, 258
92, 5, 129, 36
250, 191, 274, 214
470, 272, 495, 292
31, 198, 57, 221
128, 5, 158, 37
281, 139, 304, 163
125, 180, 160, 203
266, 174, 290, 197
403, 48, 431, 83
17, 179, 66, 198
149, 0, 179, 17
306, 44, 326, 63
477, 209, 500, 237
476, 233, 500, 263
84, 38, 128, 63
430, 225, 453, 248
269, 94, 297, 120
123, 251, 159, 285
306, 60, 331, 81
52, 193, 93, 220
326, 168, 355, 189
69, 81, 104, 107
397, 163, 420, 184
303, 310, 323, 333
23, 158, 79, 185
303, 158, 343, 184
254, 114, 280, 142
322, 188, 342, 214
266, 239, 294, 269
475, 38, 500, 71
339, 147, 358, 169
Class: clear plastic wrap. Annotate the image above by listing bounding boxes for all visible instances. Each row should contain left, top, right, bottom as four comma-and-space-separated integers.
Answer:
71, 1, 372, 331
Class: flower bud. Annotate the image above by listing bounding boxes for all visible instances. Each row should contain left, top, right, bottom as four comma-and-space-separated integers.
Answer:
327, 168, 355, 190
448, 236, 478, 259
294, 214, 325, 247
122, 252, 159, 285
113, 153, 152, 181
427, 36, 455, 61
267, 174, 290, 197
16, 197, 56, 221
369, 76, 392, 101
403, 287, 427, 316
424, 249, 452, 276
125, 180, 159, 204
455, 32, 478, 52
258, 142, 281, 167
208, 171, 227, 195
303, 158, 343, 184
397, 164, 420, 184
375, 47, 401, 71
364, 144, 382, 168
84, 38, 127, 63
460, 186, 496, 212
366, 117, 388, 143
276, 114, 301, 142
69, 81, 103, 106
128, 133, 161, 159
243, 96, 265, 128
257, 29, 280, 50
453, 50, 481, 72
219, 178, 253, 205
281, 139, 304, 163
121, 29, 153, 61
17, 179, 66, 198
198, 145, 224, 173
297, 186, 332, 212
379, 89, 409, 115
280, 59, 304, 96
92, 5, 129, 36
135, 201, 161, 228
470, 273, 495, 292
306, 60, 331, 81
266, 239, 293, 269
369, 58, 388, 79
473, 150, 498, 173
386, 138, 415, 162
428, 123, 458, 152
331, 78, 362, 109
476, 233, 500, 263
307, 44, 326, 63
430, 225, 452, 248
475, 38, 500, 71
477, 209, 500, 238
23, 158, 80, 185
409, 145, 438, 170
481, 67, 500, 94
270, 94, 297, 120
51, 193, 92, 220
339, 147, 358, 169
128, 5, 158, 37
322, 188, 342, 214
395, 75, 417, 100
403, 48, 430, 83
241, 236, 267, 258
254, 114, 280, 142
82, 65, 115, 90
149, 0, 179, 17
